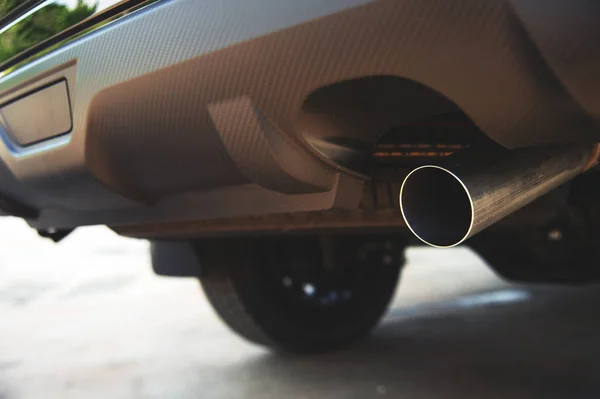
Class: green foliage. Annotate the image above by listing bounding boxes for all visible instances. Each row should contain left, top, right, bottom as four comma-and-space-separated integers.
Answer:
0, 1, 98, 63
0, 0, 23, 18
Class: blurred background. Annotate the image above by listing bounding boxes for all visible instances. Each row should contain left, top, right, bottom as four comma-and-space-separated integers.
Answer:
1, 218, 599, 398
0, 0, 137, 70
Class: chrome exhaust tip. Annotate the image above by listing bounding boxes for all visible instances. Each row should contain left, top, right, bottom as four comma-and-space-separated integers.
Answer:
400, 144, 600, 248
400, 165, 474, 248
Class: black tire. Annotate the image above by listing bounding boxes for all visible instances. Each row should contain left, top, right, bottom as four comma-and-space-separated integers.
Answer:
470, 230, 600, 284
197, 235, 404, 353
470, 177, 600, 285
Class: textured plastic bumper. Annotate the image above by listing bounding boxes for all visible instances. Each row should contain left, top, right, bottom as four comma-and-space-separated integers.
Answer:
0, 0, 597, 231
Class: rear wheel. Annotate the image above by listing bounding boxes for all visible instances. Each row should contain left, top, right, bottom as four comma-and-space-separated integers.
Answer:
470, 176, 600, 285
471, 230, 600, 284
197, 235, 405, 353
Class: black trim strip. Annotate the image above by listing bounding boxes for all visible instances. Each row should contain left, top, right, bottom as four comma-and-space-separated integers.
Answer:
0, 0, 46, 32
0, 0, 152, 73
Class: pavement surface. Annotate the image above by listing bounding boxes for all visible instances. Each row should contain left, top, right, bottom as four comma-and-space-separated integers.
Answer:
0, 218, 599, 398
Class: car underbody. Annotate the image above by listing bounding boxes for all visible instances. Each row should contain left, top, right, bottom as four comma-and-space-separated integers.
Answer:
1, 0, 600, 352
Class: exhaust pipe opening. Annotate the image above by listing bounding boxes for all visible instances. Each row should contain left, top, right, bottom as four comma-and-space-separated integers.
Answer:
400, 144, 600, 248
400, 166, 473, 248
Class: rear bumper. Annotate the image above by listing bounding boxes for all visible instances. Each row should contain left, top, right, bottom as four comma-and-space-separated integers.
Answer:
0, 0, 597, 231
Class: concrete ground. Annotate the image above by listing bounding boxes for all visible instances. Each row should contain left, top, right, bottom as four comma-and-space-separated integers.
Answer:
0, 218, 599, 398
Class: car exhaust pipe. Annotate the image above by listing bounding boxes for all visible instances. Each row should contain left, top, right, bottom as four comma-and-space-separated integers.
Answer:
399, 143, 600, 248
